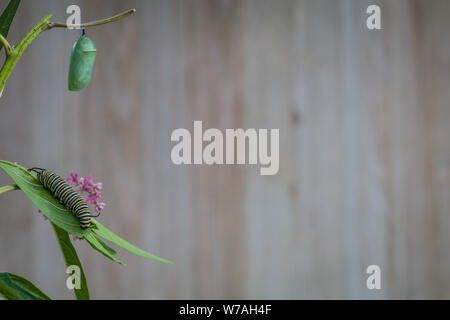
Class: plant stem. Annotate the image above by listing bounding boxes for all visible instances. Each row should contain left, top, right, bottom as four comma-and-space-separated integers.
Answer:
0, 34, 13, 56
0, 14, 52, 96
0, 184, 19, 195
47, 9, 136, 29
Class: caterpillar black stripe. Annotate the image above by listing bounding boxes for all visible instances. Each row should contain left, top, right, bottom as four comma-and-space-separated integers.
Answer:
28, 167, 95, 229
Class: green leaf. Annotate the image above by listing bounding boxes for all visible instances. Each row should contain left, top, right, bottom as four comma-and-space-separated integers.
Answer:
0, 0, 20, 52
85, 232, 125, 265
0, 272, 50, 300
95, 235, 118, 256
51, 223, 89, 300
0, 160, 89, 238
91, 220, 173, 264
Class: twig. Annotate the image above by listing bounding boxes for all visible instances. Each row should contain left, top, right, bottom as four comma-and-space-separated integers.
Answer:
0, 184, 19, 195
0, 34, 13, 56
47, 9, 136, 29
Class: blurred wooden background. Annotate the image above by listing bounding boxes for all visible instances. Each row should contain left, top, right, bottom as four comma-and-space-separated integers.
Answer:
0, 0, 449, 299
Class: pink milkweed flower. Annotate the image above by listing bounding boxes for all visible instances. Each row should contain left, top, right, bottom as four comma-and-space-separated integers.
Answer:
93, 182, 103, 191
87, 190, 101, 204
66, 172, 80, 186
81, 174, 94, 193
95, 202, 106, 214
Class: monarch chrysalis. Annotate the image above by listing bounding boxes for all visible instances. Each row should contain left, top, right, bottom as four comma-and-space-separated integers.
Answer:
28, 168, 97, 229
68, 29, 97, 91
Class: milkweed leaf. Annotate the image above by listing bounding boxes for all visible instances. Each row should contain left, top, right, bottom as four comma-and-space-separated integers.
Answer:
95, 235, 118, 256
0, 272, 50, 300
51, 223, 90, 300
85, 232, 125, 265
91, 220, 173, 264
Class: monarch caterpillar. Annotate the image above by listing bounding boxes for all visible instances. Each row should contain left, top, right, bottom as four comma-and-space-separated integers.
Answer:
28, 168, 98, 229
68, 29, 97, 91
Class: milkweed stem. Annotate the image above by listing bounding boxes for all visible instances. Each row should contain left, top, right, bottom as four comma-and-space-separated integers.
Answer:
0, 34, 13, 56
0, 15, 51, 98
0, 184, 19, 195
47, 9, 136, 29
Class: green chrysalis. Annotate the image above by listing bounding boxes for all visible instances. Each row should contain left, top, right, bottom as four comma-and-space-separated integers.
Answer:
68, 31, 97, 91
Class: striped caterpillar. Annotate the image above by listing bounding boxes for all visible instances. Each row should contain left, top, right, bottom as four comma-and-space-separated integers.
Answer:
28, 168, 98, 229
